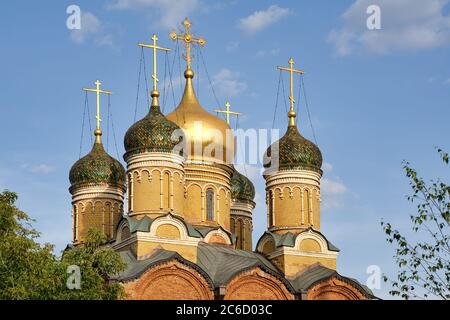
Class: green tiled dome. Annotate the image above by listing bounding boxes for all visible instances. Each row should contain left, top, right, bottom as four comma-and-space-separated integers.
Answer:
230, 167, 255, 202
69, 142, 126, 190
264, 126, 322, 172
124, 105, 182, 158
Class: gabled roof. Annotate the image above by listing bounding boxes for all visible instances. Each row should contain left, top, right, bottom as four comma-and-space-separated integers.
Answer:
196, 243, 293, 290
290, 264, 375, 298
257, 229, 340, 252
113, 243, 294, 292
112, 244, 375, 298
121, 214, 203, 238
112, 248, 213, 288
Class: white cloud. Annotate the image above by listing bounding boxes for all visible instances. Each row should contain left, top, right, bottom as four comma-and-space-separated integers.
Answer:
321, 177, 347, 212
238, 5, 291, 35
22, 164, 55, 174
322, 162, 333, 173
225, 41, 239, 53
107, 0, 200, 29
70, 12, 114, 47
212, 68, 247, 97
255, 48, 280, 57
322, 178, 347, 195
96, 34, 114, 47
443, 78, 450, 85
328, 0, 450, 56
70, 12, 101, 44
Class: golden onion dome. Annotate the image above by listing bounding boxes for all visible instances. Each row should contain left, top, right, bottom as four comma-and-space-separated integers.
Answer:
166, 69, 235, 164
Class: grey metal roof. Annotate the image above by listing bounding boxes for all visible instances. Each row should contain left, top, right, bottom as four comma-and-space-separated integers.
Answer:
290, 264, 336, 291
259, 229, 340, 252
290, 264, 375, 298
196, 243, 292, 290
113, 245, 375, 298
113, 243, 293, 292
113, 248, 213, 287
112, 249, 178, 281
123, 214, 203, 238
193, 226, 215, 237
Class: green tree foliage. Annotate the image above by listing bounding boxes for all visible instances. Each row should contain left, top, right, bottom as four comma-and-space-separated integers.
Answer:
59, 229, 126, 300
0, 191, 126, 300
382, 149, 450, 300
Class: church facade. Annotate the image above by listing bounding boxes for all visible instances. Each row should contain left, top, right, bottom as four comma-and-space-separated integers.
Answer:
68, 19, 375, 300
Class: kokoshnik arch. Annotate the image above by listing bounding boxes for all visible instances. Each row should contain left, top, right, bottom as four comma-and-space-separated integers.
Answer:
68, 18, 376, 300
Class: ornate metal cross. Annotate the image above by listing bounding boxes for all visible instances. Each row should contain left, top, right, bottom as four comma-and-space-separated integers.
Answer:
277, 58, 305, 126
82, 80, 112, 132
214, 102, 241, 125
170, 18, 206, 70
139, 34, 171, 91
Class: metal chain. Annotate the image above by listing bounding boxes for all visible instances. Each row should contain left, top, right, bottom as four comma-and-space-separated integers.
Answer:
166, 40, 178, 110
199, 48, 221, 109
134, 48, 144, 122
79, 92, 89, 158
86, 92, 93, 145
301, 75, 318, 145
236, 115, 248, 177
280, 72, 289, 114
178, 40, 183, 93
196, 44, 200, 98
142, 49, 150, 108
296, 73, 301, 126
108, 94, 121, 161
162, 51, 168, 111
107, 94, 110, 152
167, 41, 181, 125
272, 70, 282, 129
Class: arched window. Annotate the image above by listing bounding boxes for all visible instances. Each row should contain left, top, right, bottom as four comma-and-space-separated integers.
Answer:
73, 205, 78, 241
303, 189, 310, 224
237, 219, 243, 249
206, 189, 214, 221
268, 190, 274, 227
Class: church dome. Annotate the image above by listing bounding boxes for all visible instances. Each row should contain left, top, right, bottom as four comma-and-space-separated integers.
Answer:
264, 125, 322, 172
124, 101, 182, 158
166, 70, 234, 164
69, 140, 126, 190
230, 167, 255, 202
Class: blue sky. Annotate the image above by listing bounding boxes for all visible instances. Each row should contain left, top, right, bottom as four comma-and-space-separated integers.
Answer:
1, 0, 450, 299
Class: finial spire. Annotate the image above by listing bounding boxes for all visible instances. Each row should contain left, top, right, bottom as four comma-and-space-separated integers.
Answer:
170, 18, 206, 75
277, 58, 305, 127
214, 101, 241, 125
83, 80, 112, 144
139, 34, 171, 107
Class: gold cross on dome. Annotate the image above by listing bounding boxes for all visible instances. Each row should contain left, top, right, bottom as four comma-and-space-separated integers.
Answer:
214, 102, 241, 125
169, 18, 206, 70
139, 34, 171, 91
277, 57, 305, 126
82, 80, 112, 134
